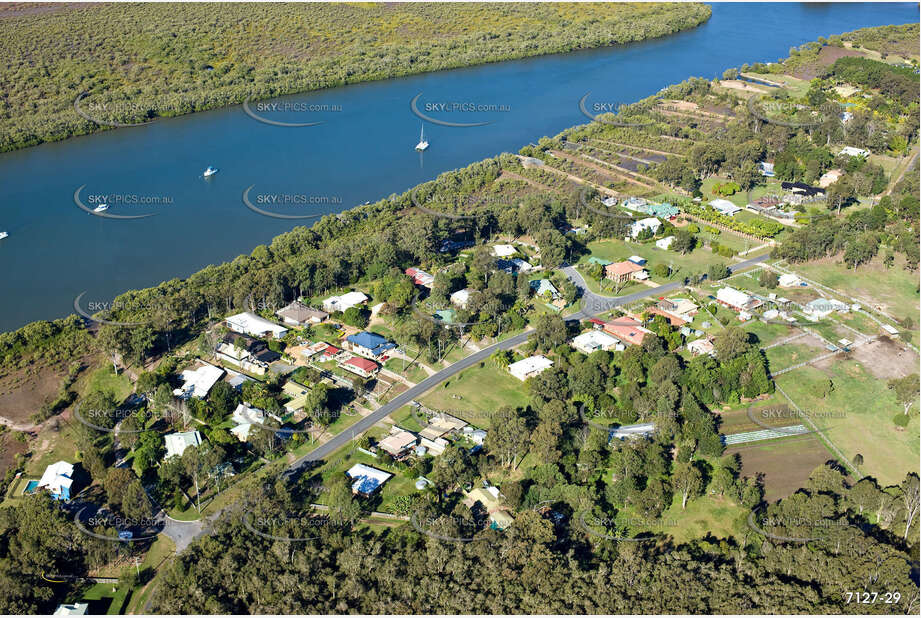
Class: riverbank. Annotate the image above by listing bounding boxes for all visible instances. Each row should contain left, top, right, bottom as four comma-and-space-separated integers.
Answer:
0, 2, 710, 153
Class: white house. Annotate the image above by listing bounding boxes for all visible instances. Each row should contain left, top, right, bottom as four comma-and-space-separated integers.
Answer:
687, 338, 716, 357
623, 196, 647, 210
571, 330, 624, 354
346, 463, 393, 496
510, 258, 533, 273
164, 430, 203, 460
450, 288, 473, 309
709, 199, 741, 217
716, 287, 762, 311
839, 146, 870, 158
508, 355, 554, 381
492, 244, 517, 257
53, 604, 89, 616
322, 291, 369, 314
655, 236, 675, 250
803, 298, 849, 320
226, 312, 288, 339
629, 217, 662, 238
173, 364, 225, 399
778, 273, 805, 288
231, 403, 265, 425
38, 461, 75, 501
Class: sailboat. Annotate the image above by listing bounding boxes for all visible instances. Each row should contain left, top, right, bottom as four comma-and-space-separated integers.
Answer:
415, 125, 429, 151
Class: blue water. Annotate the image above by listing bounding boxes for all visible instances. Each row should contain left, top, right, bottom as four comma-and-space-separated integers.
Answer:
0, 3, 915, 332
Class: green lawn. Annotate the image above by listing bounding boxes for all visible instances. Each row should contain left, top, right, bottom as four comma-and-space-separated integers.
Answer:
787, 255, 919, 335
743, 319, 801, 348
775, 362, 920, 487
384, 358, 428, 384
420, 360, 531, 428
581, 238, 728, 283
82, 365, 134, 402
645, 494, 747, 544
764, 341, 824, 373
312, 444, 418, 514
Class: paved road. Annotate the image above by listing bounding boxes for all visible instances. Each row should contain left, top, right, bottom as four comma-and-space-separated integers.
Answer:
285, 253, 770, 476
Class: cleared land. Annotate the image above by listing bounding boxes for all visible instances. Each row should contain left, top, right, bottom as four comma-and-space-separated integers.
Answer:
775, 356, 920, 487
419, 361, 530, 428
726, 434, 834, 502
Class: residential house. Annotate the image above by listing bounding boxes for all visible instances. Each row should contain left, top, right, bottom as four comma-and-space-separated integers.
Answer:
419, 436, 449, 456
758, 161, 775, 177
282, 381, 312, 413
37, 461, 74, 501
344, 331, 397, 359
510, 258, 533, 273
803, 298, 849, 320
629, 217, 662, 238
641, 202, 680, 218
306, 341, 343, 361
687, 338, 716, 357
339, 356, 380, 378
231, 403, 266, 426
173, 364, 225, 399
492, 244, 517, 257
275, 300, 328, 326
530, 279, 560, 300
461, 426, 488, 446
225, 312, 289, 339
656, 236, 675, 250
778, 273, 805, 288
709, 199, 741, 217
508, 355, 554, 381
450, 288, 473, 309
716, 287, 763, 312
571, 330, 624, 354
656, 298, 698, 322
164, 431, 203, 460
345, 463, 392, 496
53, 604, 89, 616
605, 261, 647, 284
839, 146, 870, 158
622, 196, 647, 210
602, 196, 619, 208
215, 333, 280, 376
646, 306, 687, 327
378, 429, 418, 458
405, 267, 435, 289
419, 413, 468, 441
601, 317, 651, 346
322, 291, 369, 314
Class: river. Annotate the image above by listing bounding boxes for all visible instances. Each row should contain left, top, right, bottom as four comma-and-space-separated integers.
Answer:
0, 2, 915, 333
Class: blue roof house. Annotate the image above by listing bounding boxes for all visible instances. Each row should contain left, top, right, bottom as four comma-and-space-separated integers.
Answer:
345, 331, 397, 358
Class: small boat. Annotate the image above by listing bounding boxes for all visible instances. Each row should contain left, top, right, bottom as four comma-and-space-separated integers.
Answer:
203, 166, 219, 177
93, 203, 109, 213
0, 231, 8, 240
415, 125, 429, 151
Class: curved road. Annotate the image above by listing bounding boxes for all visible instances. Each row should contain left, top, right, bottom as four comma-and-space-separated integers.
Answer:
285, 253, 770, 477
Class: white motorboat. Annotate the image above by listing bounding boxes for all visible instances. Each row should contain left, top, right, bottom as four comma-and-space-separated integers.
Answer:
0, 231, 8, 240
93, 203, 109, 213
203, 165, 219, 177
414, 125, 429, 151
